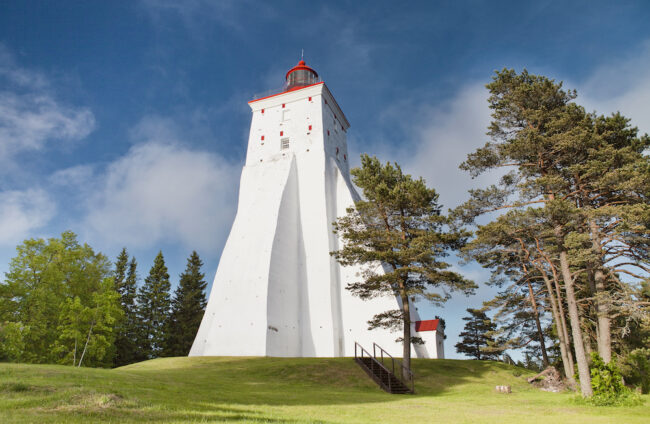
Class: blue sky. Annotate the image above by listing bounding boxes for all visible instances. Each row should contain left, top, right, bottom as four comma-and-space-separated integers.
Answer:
1, 0, 649, 359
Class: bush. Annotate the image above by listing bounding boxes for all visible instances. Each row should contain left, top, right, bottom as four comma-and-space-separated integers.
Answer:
619, 348, 650, 394
585, 353, 641, 406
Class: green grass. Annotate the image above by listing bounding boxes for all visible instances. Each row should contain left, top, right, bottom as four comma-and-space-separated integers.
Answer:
0, 357, 647, 423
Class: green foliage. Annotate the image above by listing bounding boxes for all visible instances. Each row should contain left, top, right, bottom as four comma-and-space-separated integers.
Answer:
619, 348, 650, 394
331, 155, 475, 364
0, 231, 119, 366
163, 251, 207, 357
585, 353, 641, 406
52, 278, 122, 367
454, 308, 500, 360
137, 251, 171, 359
113, 249, 140, 367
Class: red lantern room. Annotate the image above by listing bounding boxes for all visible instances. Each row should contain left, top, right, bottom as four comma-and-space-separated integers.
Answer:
286, 60, 319, 91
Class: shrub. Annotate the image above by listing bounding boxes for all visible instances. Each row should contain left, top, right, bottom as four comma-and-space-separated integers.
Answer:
619, 348, 650, 394
586, 353, 641, 406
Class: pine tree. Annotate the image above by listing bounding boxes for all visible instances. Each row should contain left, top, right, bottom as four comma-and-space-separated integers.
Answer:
163, 251, 207, 356
114, 250, 140, 367
331, 155, 475, 377
455, 308, 499, 360
137, 251, 171, 359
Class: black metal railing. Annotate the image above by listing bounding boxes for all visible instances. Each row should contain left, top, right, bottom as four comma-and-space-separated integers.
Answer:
354, 341, 414, 393
372, 342, 414, 393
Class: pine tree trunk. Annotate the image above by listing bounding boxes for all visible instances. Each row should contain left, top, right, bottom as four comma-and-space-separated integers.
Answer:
558, 246, 593, 396
541, 273, 575, 384
553, 272, 575, 374
400, 290, 411, 380
527, 281, 549, 367
588, 220, 611, 363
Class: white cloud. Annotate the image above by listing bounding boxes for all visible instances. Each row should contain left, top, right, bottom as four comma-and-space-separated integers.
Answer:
49, 164, 95, 186
579, 41, 650, 135
394, 84, 494, 209
0, 189, 55, 246
0, 45, 95, 163
82, 117, 239, 253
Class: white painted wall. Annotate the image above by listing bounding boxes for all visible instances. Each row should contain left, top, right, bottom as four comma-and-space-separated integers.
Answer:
190, 83, 444, 359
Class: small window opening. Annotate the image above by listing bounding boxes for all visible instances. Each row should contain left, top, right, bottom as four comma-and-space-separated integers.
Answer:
282, 103, 286, 108
308, 125, 312, 131
281, 138, 290, 150
308, 96, 312, 101
280, 131, 284, 136
282, 110, 291, 121
261, 109, 265, 114
261, 135, 265, 141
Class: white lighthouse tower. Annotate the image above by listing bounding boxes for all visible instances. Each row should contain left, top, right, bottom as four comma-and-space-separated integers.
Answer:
190, 60, 444, 358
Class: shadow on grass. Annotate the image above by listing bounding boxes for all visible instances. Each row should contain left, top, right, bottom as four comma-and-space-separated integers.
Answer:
112, 356, 531, 406
0, 356, 533, 417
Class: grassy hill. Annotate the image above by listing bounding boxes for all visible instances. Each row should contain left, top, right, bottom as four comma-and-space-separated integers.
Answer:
0, 357, 647, 423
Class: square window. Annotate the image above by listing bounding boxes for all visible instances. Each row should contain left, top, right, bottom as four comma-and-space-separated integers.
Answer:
281, 138, 290, 150
282, 109, 291, 121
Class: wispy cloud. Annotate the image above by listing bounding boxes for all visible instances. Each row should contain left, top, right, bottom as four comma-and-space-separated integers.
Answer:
139, 0, 276, 35
0, 189, 55, 246
80, 115, 239, 253
0, 45, 95, 164
579, 40, 650, 135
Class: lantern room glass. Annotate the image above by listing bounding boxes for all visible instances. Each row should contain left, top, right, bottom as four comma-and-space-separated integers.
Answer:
287, 69, 317, 90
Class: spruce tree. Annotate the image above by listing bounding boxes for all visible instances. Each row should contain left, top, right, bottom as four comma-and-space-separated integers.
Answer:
163, 251, 207, 356
137, 251, 171, 359
114, 250, 140, 367
455, 308, 499, 360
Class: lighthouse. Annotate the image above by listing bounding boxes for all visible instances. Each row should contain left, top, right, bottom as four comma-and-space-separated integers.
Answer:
190, 60, 444, 358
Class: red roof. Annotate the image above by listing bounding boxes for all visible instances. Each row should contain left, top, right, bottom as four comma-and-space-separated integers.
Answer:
415, 319, 439, 332
285, 59, 318, 80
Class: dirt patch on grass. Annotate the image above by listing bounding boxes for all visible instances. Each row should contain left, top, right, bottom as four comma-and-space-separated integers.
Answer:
53, 392, 125, 412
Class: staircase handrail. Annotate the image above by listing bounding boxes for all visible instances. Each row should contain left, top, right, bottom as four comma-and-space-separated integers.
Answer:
354, 342, 397, 392
372, 342, 414, 393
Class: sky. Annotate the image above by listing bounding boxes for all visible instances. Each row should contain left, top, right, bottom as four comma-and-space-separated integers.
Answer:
1, 0, 649, 360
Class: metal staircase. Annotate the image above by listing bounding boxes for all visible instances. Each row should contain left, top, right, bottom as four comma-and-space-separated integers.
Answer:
354, 342, 414, 394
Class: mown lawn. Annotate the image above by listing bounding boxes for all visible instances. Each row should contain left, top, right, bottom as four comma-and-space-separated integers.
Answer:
0, 357, 647, 423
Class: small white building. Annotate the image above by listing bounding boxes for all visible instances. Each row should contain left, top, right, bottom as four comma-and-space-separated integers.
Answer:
190, 60, 444, 359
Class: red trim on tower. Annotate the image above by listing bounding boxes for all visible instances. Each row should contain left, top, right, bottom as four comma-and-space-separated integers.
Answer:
248, 82, 325, 104
280, 131, 283, 136
415, 319, 439, 332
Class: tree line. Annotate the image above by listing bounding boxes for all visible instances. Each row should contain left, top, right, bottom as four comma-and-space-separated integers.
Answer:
0, 231, 207, 368
332, 69, 649, 398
